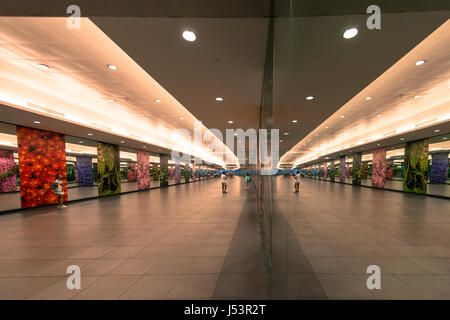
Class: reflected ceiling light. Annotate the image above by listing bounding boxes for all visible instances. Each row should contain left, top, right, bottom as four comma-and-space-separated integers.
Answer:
182, 30, 196, 42
216, 97, 224, 102
414, 95, 421, 98
366, 96, 372, 101
434, 129, 440, 133
36, 64, 50, 70
292, 120, 298, 123
415, 60, 425, 66
228, 120, 233, 124
284, 132, 289, 135
33, 120, 40, 124
444, 137, 448, 140
155, 99, 161, 103
400, 138, 405, 140
343, 28, 358, 39
121, 141, 125, 143
306, 96, 314, 100
107, 64, 117, 70
78, 141, 84, 144
377, 144, 381, 146
87, 133, 93, 136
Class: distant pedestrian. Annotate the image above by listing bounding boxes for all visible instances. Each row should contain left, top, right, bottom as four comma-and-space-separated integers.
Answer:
52, 174, 67, 208
221, 172, 228, 193
294, 172, 300, 193
245, 173, 251, 190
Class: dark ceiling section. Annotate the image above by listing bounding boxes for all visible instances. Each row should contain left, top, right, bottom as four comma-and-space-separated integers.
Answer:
1, 0, 449, 17
277, 0, 450, 17
0, 0, 272, 17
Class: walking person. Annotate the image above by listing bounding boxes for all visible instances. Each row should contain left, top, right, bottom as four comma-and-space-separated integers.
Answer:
221, 172, 228, 193
294, 171, 300, 193
52, 174, 67, 208
245, 173, 251, 190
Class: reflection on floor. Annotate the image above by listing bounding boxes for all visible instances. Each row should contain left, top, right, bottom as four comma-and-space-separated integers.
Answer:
0, 177, 266, 299
0, 178, 198, 212
317, 177, 450, 198
0, 176, 449, 299
273, 177, 450, 299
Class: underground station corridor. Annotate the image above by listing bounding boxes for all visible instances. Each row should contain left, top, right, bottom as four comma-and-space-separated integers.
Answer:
0, 176, 449, 300
0, 0, 449, 314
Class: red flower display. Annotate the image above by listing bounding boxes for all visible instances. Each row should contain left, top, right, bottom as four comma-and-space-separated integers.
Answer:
17, 126, 67, 208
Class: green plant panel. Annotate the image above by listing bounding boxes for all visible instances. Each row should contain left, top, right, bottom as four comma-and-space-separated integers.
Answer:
403, 139, 429, 194
97, 142, 121, 196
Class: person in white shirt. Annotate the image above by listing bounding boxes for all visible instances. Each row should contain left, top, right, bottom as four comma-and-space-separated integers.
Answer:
294, 172, 300, 193
221, 172, 227, 193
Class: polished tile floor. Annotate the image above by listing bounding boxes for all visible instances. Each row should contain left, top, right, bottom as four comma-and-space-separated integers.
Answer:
272, 176, 450, 299
0, 176, 449, 299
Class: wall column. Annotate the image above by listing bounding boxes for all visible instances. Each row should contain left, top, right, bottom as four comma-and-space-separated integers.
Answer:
430, 153, 448, 184
403, 139, 429, 194
175, 162, 181, 184
339, 156, 346, 183
323, 162, 328, 180
372, 147, 386, 188
17, 126, 67, 208
97, 142, 121, 196
352, 152, 362, 185
160, 154, 169, 187
76, 156, 93, 186
137, 150, 150, 190
330, 161, 336, 182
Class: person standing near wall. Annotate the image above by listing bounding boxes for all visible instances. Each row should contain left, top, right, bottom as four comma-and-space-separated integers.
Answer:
294, 171, 300, 193
52, 174, 67, 208
221, 172, 228, 193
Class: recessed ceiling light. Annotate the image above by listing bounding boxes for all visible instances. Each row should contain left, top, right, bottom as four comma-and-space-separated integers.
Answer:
434, 129, 440, 133
143, 146, 146, 148
400, 138, 404, 140
108, 98, 115, 103
182, 30, 196, 42
377, 144, 380, 146
292, 120, 298, 123
216, 97, 224, 102
284, 132, 289, 135
234, 133, 238, 136
414, 95, 421, 98
33, 120, 41, 124
377, 114, 382, 117
343, 28, 358, 39
179, 117, 184, 120
366, 97, 372, 101
280, 140, 283, 142
88, 133, 93, 136
306, 96, 314, 100
107, 64, 117, 71
228, 120, 233, 124
121, 141, 125, 143
36, 64, 50, 70
143, 117, 148, 120
444, 137, 448, 140
78, 141, 84, 144
155, 99, 161, 103
415, 60, 425, 66
325, 126, 329, 128
315, 134, 319, 136
340, 115, 345, 118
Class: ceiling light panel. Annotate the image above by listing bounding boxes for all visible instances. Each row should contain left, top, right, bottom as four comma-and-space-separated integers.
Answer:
0, 17, 235, 168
